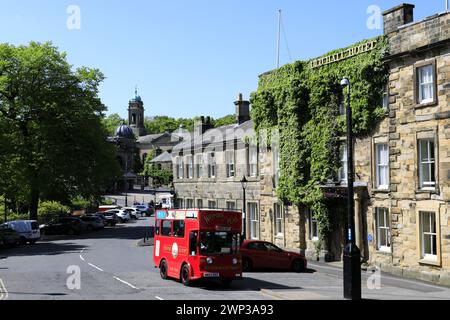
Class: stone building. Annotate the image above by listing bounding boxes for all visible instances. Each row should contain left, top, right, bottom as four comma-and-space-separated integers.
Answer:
172, 94, 262, 238
360, 4, 450, 285
255, 3, 450, 285
107, 122, 138, 192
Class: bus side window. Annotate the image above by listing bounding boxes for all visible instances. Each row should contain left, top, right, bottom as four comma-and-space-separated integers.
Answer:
173, 220, 185, 238
155, 220, 161, 236
189, 231, 198, 256
161, 220, 171, 236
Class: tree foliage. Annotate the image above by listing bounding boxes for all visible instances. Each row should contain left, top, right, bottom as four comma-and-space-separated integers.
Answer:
0, 42, 121, 220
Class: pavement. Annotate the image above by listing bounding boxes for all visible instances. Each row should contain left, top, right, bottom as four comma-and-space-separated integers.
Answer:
1, 217, 450, 300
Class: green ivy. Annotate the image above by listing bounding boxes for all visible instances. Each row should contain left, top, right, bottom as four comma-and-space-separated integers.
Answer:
250, 37, 389, 241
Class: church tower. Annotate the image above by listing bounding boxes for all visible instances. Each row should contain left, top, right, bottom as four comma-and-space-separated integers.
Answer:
128, 87, 146, 137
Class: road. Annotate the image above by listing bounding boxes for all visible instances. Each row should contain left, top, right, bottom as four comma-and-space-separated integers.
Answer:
1, 218, 450, 300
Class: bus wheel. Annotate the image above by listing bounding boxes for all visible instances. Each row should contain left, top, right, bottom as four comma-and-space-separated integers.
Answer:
181, 264, 191, 286
160, 260, 169, 280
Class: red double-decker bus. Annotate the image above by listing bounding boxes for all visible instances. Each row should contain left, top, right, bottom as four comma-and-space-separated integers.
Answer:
153, 209, 242, 287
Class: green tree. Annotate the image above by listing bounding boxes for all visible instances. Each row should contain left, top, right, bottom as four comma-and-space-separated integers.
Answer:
0, 42, 121, 220
102, 113, 124, 136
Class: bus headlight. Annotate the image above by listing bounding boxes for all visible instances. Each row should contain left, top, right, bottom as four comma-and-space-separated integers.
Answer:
207, 257, 213, 264
232, 258, 238, 265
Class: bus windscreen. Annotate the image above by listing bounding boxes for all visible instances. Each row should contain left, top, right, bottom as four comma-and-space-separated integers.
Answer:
199, 231, 240, 255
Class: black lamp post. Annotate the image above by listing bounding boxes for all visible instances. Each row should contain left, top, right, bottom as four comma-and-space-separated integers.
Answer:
241, 176, 248, 240
341, 77, 361, 300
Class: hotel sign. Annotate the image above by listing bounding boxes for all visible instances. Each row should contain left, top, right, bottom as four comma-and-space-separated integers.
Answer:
310, 40, 378, 69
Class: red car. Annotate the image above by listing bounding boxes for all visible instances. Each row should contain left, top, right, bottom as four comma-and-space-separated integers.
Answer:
241, 240, 307, 273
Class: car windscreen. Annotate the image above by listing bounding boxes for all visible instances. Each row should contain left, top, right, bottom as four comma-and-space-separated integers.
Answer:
199, 232, 240, 255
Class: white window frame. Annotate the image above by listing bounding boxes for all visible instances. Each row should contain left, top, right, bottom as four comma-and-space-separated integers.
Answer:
418, 138, 436, 190
375, 208, 391, 252
208, 152, 216, 178
339, 144, 348, 183
225, 150, 235, 178
418, 65, 434, 104
176, 157, 184, 180
248, 146, 258, 177
274, 203, 284, 237
382, 83, 389, 109
308, 210, 319, 241
375, 143, 389, 190
195, 154, 203, 178
248, 202, 259, 240
185, 155, 194, 179
420, 211, 437, 261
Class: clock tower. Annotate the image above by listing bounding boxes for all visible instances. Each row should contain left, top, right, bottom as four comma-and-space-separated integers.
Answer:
128, 87, 146, 137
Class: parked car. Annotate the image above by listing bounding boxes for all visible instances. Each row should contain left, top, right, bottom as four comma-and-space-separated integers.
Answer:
0, 224, 20, 247
80, 216, 104, 231
100, 211, 119, 226
134, 204, 153, 217
123, 207, 140, 219
1, 220, 40, 244
40, 217, 88, 235
105, 209, 130, 223
86, 213, 108, 225
241, 240, 307, 273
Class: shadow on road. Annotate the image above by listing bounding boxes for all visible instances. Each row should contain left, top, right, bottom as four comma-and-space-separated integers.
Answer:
0, 242, 88, 258
191, 277, 303, 292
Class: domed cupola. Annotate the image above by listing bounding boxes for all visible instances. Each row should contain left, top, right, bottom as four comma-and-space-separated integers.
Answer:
115, 122, 135, 139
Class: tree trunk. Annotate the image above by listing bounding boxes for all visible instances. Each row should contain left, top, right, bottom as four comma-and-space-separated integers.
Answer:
29, 187, 39, 221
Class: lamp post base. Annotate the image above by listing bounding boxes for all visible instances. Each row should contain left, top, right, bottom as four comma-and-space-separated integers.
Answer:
343, 242, 362, 300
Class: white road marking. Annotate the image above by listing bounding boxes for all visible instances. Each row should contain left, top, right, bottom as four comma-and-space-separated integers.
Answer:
88, 263, 104, 272
0, 279, 9, 300
155, 296, 164, 300
113, 276, 140, 290
79, 255, 85, 261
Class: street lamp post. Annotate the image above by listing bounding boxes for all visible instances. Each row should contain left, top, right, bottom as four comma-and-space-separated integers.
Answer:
241, 176, 248, 240
341, 77, 361, 300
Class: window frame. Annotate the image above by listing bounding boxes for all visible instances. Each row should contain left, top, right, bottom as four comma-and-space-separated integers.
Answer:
419, 211, 438, 262
195, 154, 203, 179
418, 138, 436, 190
339, 143, 348, 183
185, 155, 194, 179
308, 209, 319, 241
414, 60, 437, 107
274, 203, 284, 237
248, 202, 259, 240
375, 208, 391, 252
225, 150, 235, 178
375, 143, 390, 190
207, 152, 216, 179
248, 145, 258, 178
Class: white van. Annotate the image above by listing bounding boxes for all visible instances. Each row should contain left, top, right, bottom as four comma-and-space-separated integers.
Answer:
3, 220, 40, 244
157, 194, 174, 209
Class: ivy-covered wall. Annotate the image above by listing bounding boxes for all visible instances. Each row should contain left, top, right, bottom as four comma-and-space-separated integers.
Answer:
250, 37, 389, 240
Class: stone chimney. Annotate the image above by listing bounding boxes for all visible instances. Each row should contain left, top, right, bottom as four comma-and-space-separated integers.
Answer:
194, 116, 213, 136
383, 3, 415, 35
234, 93, 250, 125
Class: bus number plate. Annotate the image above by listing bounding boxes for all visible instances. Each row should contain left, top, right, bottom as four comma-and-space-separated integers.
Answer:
204, 273, 220, 278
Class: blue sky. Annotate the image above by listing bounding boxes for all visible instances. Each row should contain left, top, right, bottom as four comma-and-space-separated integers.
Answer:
0, 0, 445, 119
